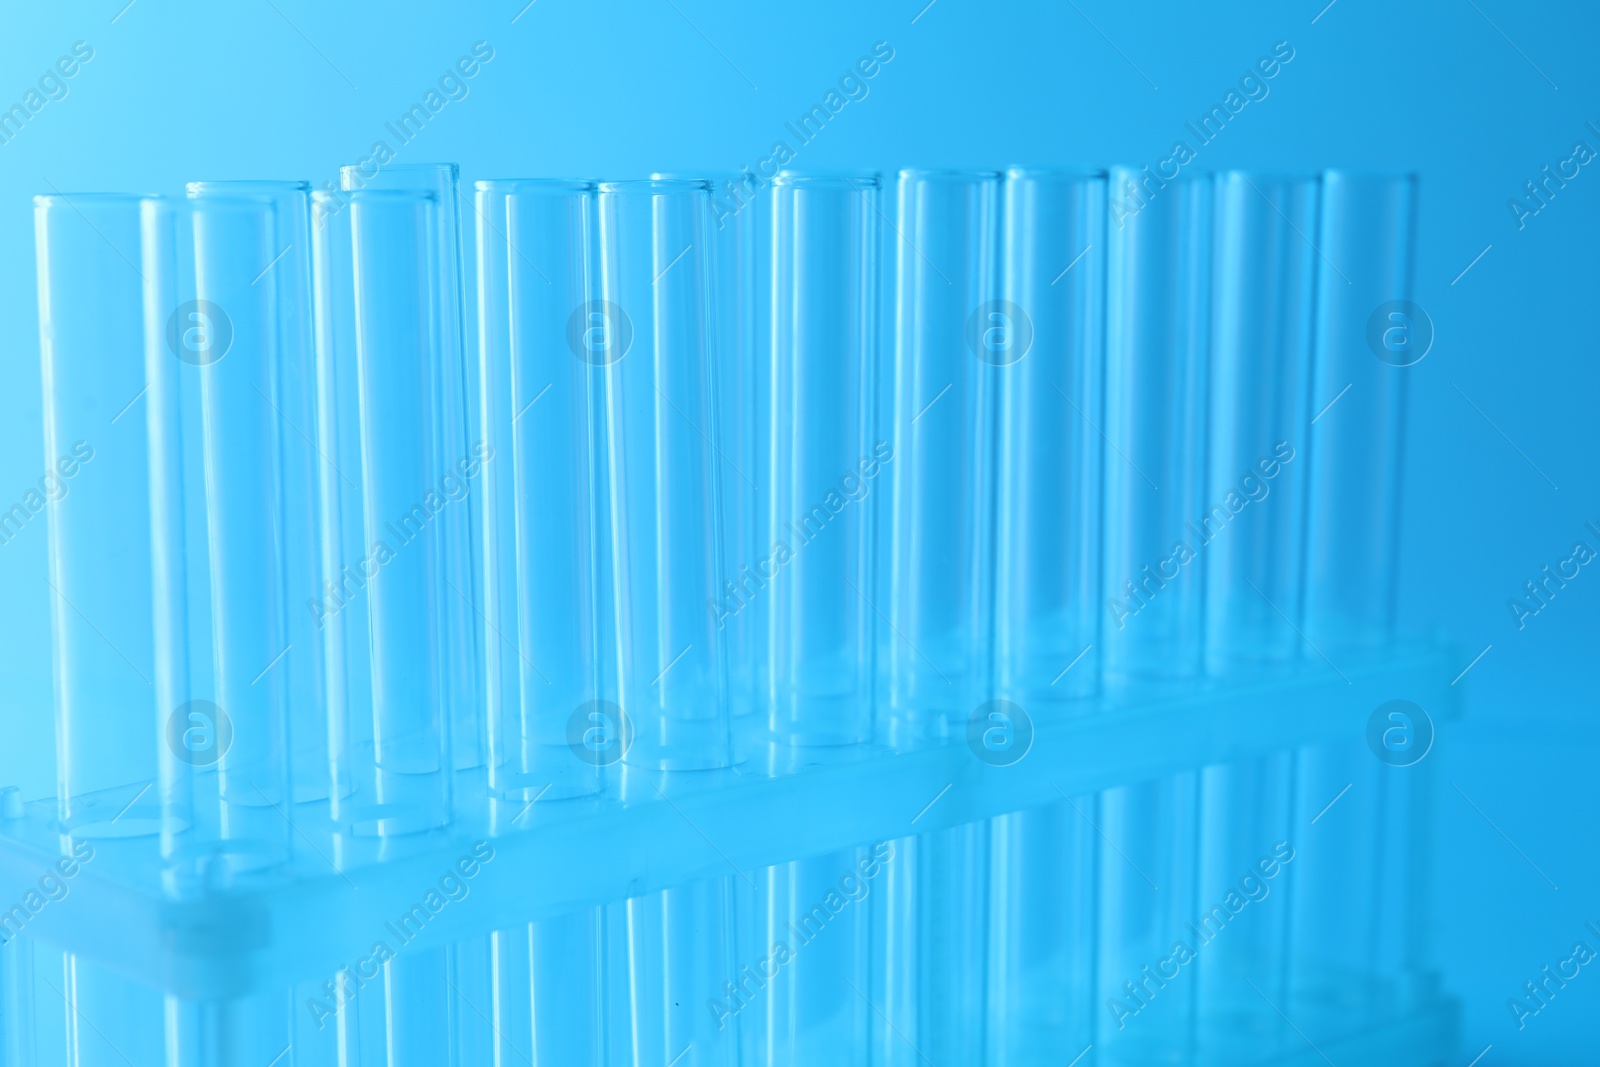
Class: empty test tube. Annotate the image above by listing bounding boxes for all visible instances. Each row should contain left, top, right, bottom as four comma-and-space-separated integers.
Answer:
1103, 168, 1214, 682
767, 173, 881, 745
662, 172, 769, 722
995, 167, 1107, 702
313, 189, 458, 834
187, 190, 306, 854
1303, 172, 1416, 650
596, 180, 731, 770
885, 170, 1000, 737
474, 179, 603, 799
34, 194, 163, 837
340, 163, 484, 771
1205, 173, 1319, 670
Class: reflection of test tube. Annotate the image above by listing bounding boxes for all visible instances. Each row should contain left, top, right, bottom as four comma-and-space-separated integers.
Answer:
987, 800, 1097, 1064
1193, 754, 1294, 1058
340, 163, 483, 770
1303, 172, 1416, 650
768, 173, 880, 745
34, 194, 163, 837
873, 825, 989, 1064
488, 911, 606, 1064
1205, 173, 1319, 670
995, 167, 1106, 702
1095, 776, 1199, 1065
474, 180, 603, 799
609, 878, 742, 1067
1103, 168, 1213, 682
596, 180, 730, 769
886, 170, 1000, 735
316, 189, 456, 834
740, 845, 875, 1064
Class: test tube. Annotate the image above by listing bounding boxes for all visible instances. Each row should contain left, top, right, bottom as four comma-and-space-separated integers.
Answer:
309, 191, 374, 828
474, 179, 603, 799
1303, 172, 1416, 651
187, 190, 302, 856
995, 167, 1107, 703
341, 163, 484, 771
885, 170, 1000, 737
190, 181, 329, 805
314, 189, 456, 834
1102, 168, 1214, 683
661, 172, 769, 723
595, 180, 730, 770
34, 193, 163, 837
1205, 173, 1319, 670
767, 173, 881, 745
139, 196, 209, 863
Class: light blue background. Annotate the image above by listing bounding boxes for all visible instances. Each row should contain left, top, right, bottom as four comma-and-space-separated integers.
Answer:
0, 1, 1595, 1060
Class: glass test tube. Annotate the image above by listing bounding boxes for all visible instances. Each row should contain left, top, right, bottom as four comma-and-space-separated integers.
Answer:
139, 196, 210, 864
309, 192, 373, 831
187, 190, 304, 859
596, 180, 731, 770
341, 163, 484, 771
1205, 173, 1319, 670
768, 173, 880, 745
995, 167, 1107, 703
314, 189, 456, 834
192, 182, 329, 805
34, 194, 163, 837
661, 172, 769, 723
885, 170, 1000, 736
474, 179, 603, 800
1303, 172, 1416, 651
1103, 168, 1214, 683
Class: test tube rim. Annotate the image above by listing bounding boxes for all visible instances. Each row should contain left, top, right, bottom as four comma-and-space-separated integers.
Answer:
311, 188, 442, 205
340, 161, 460, 184
1003, 165, 1109, 181
596, 178, 714, 194
1107, 163, 1215, 184
185, 180, 313, 199
33, 192, 159, 208
772, 170, 881, 188
896, 167, 1003, 183
474, 178, 597, 193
